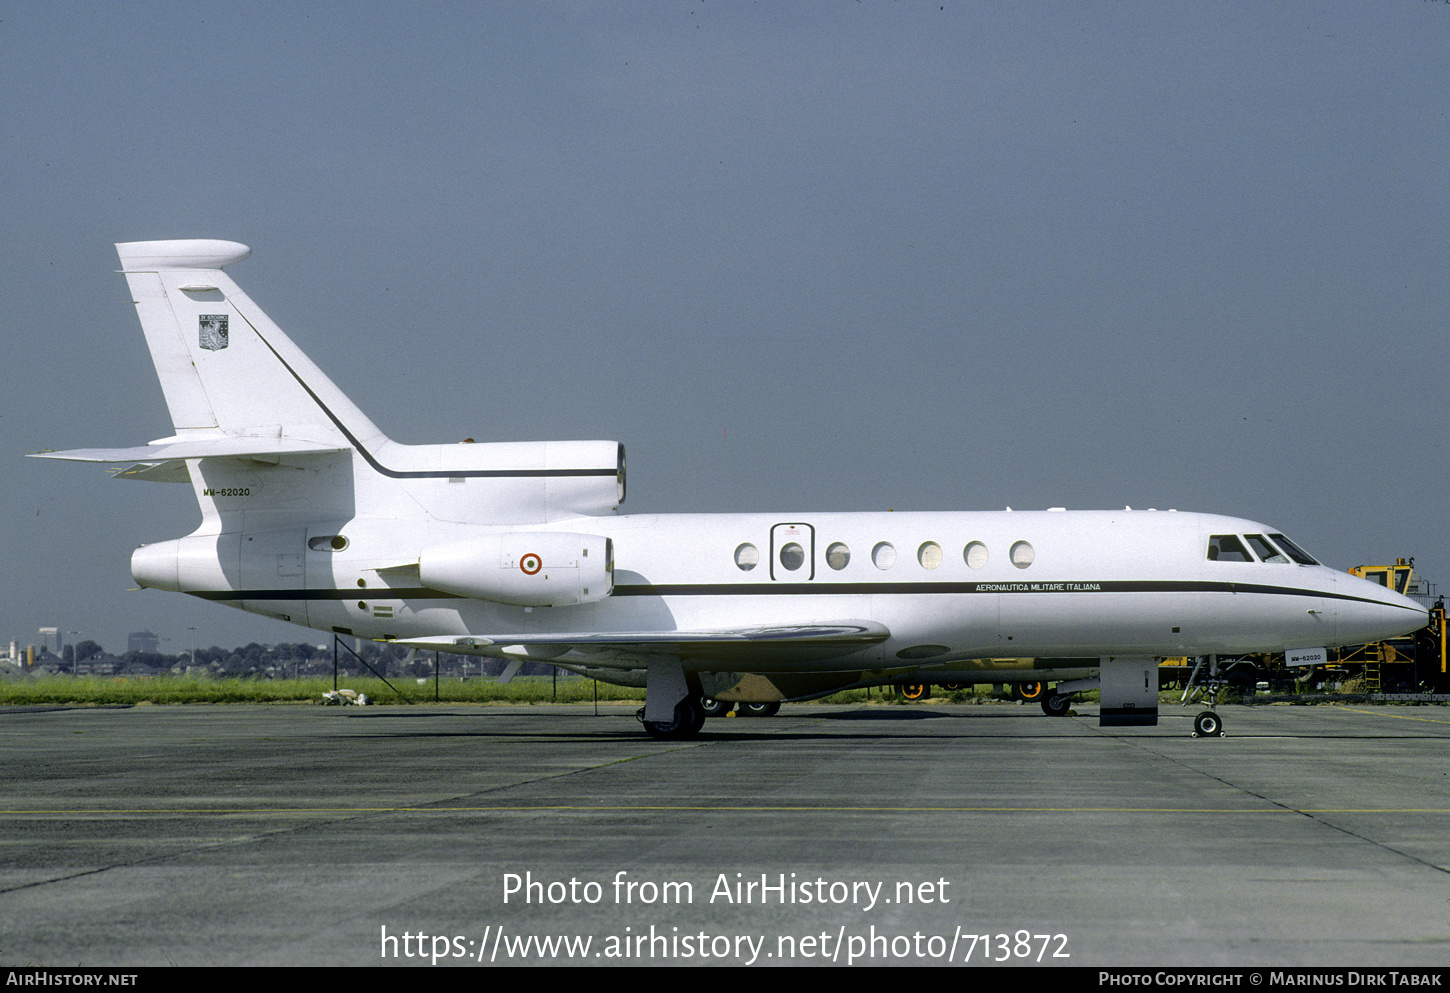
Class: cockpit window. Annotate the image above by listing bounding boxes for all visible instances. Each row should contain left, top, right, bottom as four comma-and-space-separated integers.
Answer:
1244, 534, 1289, 564
1207, 535, 1252, 562
1268, 533, 1318, 565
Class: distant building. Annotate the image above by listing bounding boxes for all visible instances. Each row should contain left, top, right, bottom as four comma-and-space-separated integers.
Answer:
75, 652, 122, 676
128, 631, 160, 654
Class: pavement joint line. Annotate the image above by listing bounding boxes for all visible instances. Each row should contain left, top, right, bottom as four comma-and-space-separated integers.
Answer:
3, 805, 1448, 814
1337, 706, 1450, 724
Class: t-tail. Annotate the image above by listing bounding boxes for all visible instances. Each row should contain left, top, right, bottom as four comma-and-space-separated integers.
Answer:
32, 240, 624, 614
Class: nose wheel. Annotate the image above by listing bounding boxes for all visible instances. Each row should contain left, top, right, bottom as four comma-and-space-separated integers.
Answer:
1191, 710, 1223, 738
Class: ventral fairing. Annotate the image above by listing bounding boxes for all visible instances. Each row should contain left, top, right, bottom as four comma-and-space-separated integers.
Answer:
33, 240, 1428, 738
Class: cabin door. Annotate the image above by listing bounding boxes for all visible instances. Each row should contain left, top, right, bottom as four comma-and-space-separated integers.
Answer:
769, 522, 816, 581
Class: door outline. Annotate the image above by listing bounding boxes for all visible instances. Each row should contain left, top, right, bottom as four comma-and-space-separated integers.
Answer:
769, 522, 815, 581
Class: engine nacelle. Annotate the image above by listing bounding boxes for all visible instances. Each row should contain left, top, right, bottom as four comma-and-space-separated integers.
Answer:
418, 533, 613, 607
133, 533, 238, 592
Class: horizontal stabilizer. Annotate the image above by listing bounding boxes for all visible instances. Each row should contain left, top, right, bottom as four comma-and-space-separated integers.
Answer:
30, 437, 347, 465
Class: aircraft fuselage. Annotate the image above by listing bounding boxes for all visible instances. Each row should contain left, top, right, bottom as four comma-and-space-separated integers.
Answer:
135, 505, 1423, 670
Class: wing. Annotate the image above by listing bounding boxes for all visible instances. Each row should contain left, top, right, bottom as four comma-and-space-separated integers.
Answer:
393, 620, 890, 668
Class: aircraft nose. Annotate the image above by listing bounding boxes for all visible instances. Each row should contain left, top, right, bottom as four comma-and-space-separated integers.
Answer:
1337, 572, 1428, 645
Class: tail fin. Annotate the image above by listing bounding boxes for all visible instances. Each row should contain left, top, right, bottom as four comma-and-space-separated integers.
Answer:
36, 239, 624, 524
115, 239, 386, 452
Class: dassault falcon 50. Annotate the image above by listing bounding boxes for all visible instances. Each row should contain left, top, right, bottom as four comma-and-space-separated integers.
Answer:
34, 240, 1428, 738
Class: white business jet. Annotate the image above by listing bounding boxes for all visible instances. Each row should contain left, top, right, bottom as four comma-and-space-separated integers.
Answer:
34, 241, 1427, 738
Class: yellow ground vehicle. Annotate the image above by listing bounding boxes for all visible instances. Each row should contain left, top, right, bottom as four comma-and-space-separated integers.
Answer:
1337, 560, 1446, 693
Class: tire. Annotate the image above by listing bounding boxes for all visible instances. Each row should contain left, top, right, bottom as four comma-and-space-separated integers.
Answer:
1193, 710, 1222, 737
900, 683, 929, 701
1041, 693, 1070, 717
738, 701, 780, 718
637, 698, 705, 739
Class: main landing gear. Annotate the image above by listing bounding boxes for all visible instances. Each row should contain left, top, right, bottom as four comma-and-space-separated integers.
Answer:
637, 696, 707, 740
638, 697, 783, 739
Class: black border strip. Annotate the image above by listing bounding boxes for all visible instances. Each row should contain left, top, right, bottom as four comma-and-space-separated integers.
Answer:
188, 580, 1425, 613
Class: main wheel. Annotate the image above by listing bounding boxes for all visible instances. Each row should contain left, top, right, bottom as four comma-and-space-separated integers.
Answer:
1192, 710, 1222, 738
900, 683, 929, 701
1041, 693, 1071, 717
638, 698, 705, 739
738, 701, 780, 717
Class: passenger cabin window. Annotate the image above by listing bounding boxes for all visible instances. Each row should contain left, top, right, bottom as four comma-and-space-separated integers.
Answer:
734, 543, 759, 571
826, 542, 851, 571
778, 542, 805, 571
1207, 535, 1252, 562
1244, 535, 1289, 563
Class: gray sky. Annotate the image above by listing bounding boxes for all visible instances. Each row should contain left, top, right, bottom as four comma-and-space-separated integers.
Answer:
4, 2, 1448, 654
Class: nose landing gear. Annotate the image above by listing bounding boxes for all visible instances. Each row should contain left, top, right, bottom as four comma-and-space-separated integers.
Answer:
1191, 710, 1223, 738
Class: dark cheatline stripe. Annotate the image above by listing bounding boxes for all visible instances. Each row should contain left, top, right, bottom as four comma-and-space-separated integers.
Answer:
187, 580, 1418, 612
612, 580, 1415, 610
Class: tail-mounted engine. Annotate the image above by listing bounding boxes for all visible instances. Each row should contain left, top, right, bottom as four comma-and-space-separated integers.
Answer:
419, 533, 613, 607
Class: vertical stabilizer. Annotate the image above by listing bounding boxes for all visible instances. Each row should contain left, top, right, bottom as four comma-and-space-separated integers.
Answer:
115, 239, 386, 451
